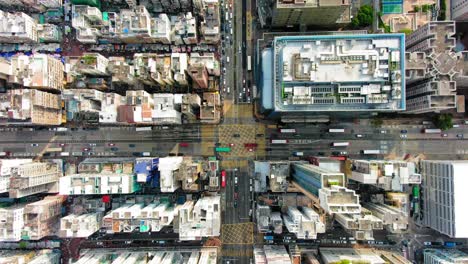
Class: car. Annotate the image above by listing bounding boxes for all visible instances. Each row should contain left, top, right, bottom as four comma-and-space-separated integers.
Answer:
380, 130, 387, 134
221, 170, 226, 188
457, 134, 464, 139
31, 143, 39, 147
234, 176, 238, 184
108, 143, 115, 146
248, 148, 254, 152
59, 143, 66, 147
129, 144, 135, 148
87, 152, 95, 156
355, 134, 363, 138
89, 143, 97, 146
229, 143, 235, 147
83, 148, 90, 151
215, 142, 221, 147
110, 147, 118, 151
400, 134, 407, 138
332, 151, 348, 156
441, 133, 448, 137
179, 142, 189, 147
234, 192, 239, 200
400, 130, 408, 133
265, 148, 272, 151
233, 201, 237, 207
243, 79, 246, 84
317, 152, 325, 156
256, 133, 264, 137
233, 134, 240, 138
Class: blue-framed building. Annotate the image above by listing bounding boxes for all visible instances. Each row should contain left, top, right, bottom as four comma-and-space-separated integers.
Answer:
291, 163, 345, 197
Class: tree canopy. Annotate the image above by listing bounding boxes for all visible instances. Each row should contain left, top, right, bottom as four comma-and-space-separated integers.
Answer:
432, 113, 453, 130
351, 5, 374, 28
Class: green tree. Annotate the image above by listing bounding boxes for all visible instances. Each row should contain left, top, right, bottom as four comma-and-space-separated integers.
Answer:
432, 113, 453, 130
351, 5, 374, 28
422, 4, 431, 12
413, 5, 420, 12
398, 28, 413, 35
438, 0, 446, 20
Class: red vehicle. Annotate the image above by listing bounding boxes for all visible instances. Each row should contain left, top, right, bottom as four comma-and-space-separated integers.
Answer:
229, 143, 235, 147
244, 143, 258, 148
108, 143, 115, 146
179, 142, 189, 147
221, 170, 226, 188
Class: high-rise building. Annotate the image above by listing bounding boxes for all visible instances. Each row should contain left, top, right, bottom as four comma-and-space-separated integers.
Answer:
178, 196, 220, 240
405, 21, 468, 114
0, 159, 32, 193
291, 163, 345, 197
423, 248, 468, 264
9, 161, 62, 199
22, 196, 65, 240
283, 206, 325, 239
420, 160, 468, 238
260, 34, 406, 121
0, 11, 38, 43
451, 0, 468, 21
335, 208, 383, 240
320, 248, 411, 264
271, 0, 350, 28
0, 204, 25, 241
364, 202, 408, 233
9, 54, 64, 92
348, 160, 421, 191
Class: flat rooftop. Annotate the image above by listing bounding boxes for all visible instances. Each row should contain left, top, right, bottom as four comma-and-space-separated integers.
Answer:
270, 34, 405, 112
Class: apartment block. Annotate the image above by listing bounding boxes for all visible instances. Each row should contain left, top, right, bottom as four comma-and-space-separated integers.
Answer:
62, 89, 104, 122
37, 23, 62, 43
200, 92, 221, 124
178, 196, 220, 240
99, 93, 125, 123
271, 0, 350, 28
256, 205, 272, 233
170, 13, 197, 45
423, 249, 468, 264
405, 21, 468, 114
199, 0, 220, 44
177, 157, 203, 192
0, 10, 38, 43
0, 204, 25, 241
0, 159, 32, 193
364, 202, 408, 233
335, 208, 383, 240
153, 13, 171, 44
159, 156, 183, 192
117, 6, 152, 43
261, 34, 405, 121
59, 173, 138, 195
59, 212, 102, 237
9, 161, 62, 199
381, 0, 436, 33
292, 163, 345, 197
22, 196, 65, 240
0, 249, 60, 264
181, 93, 201, 121
451, 0, 468, 21
108, 57, 135, 85
283, 206, 325, 239
171, 53, 189, 86
188, 63, 209, 89
256, 245, 292, 264
9, 54, 64, 92
319, 185, 361, 214
74, 53, 109, 76
420, 160, 468, 238
320, 248, 410, 264
152, 94, 182, 125
0, 89, 62, 125
254, 161, 292, 192
349, 160, 421, 191
71, 5, 104, 43
189, 52, 220, 76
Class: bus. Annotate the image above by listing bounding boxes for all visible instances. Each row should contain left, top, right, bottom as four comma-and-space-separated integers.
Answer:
271, 139, 288, 144
279, 128, 296, 133
332, 142, 350, 147
215, 147, 231, 152
423, 128, 442, 133
221, 170, 226, 188
329, 128, 345, 133
362, 150, 381, 154
247, 55, 252, 71
136, 127, 152, 132
46, 147, 62, 152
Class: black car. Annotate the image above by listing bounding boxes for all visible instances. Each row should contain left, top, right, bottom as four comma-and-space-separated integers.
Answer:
233, 134, 240, 138
400, 130, 408, 133
457, 134, 464, 139
233, 201, 238, 207
256, 133, 264, 137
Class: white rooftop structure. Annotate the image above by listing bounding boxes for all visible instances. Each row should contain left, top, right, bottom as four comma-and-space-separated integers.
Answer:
152, 94, 182, 125
159, 156, 183, 192
282, 206, 325, 239
0, 159, 32, 193
319, 185, 361, 214
320, 248, 389, 264
0, 11, 38, 43
178, 196, 220, 240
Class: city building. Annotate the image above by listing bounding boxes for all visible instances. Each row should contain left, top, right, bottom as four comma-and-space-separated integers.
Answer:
59, 212, 102, 237
181, 93, 201, 122
9, 161, 62, 199
256, 204, 272, 233
0, 10, 38, 43
254, 245, 292, 264
0, 204, 25, 241
152, 94, 182, 125
261, 34, 406, 121
335, 208, 383, 240
108, 57, 136, 85
117, 6, 153, 43
271, 0, 350, 28
0, 159, 32, 193
73, 53, 109, 76
451, 0, 468, 21
99, 93, 125, 123
187, 62, 209, 89
420, 160, 468, 238
200, 92, 221, 124
292, 163, 346, 197
320, 248, 410, 264
37, 23, 62, 43
178, 196, 221, 240
62, 89, 104, 123
189, 52, 220, 77
380, 0, 436, 33
159, 156, 183, 192
319, 185, 361, 214
348, 160, 421, 191
423, 248, 468, 264
71, 5, 104, 44
405, 21, 468, 114
171, 53, 189, 86
22, 195, 65, 240
0, 250, 60, 264
153, 13, 171, 44
364, 202, 408, 233
170, 13, 197, 45
0, 89, 62, 125
254, 161, 292, 192
9, 54, 64, 92
199, 0, 220, 44
283, 206, 325, 239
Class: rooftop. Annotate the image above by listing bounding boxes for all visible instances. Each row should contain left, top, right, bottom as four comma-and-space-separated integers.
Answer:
270, 34, 406, 113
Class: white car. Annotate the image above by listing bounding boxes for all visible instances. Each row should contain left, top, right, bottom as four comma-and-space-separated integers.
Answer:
400, 134, 407, 138
234, 177, 238, 184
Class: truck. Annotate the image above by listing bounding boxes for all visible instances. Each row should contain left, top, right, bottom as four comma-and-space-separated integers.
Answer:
423, 128, 442, 134
60, 152, 70, 157
293, 152, 304, 156
136, 127, 152, 132
332, 142, 350, 147
362, 150, 381, 154
271, 139, 288, 144
329, 128, 345, 133
279, 128, 296, 133
247, 55, 252, 71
